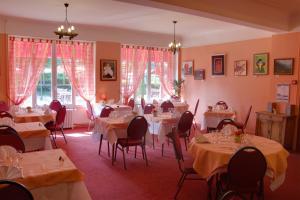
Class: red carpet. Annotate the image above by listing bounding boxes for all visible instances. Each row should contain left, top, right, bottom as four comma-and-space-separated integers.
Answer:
55, 128, 300, 200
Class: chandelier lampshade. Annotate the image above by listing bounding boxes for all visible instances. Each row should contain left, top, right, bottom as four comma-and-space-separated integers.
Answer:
54, 3, 78, 40
168, 20, 181, 54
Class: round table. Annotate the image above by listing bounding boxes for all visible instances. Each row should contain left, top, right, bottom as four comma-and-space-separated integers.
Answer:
188, 133, 289, 191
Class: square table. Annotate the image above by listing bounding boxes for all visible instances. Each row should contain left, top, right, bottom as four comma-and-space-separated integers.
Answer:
14, 110, 54, 124
202, 110, 236, 131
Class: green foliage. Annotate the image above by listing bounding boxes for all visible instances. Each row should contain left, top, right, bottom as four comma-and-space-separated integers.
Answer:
173, 79, 184, 96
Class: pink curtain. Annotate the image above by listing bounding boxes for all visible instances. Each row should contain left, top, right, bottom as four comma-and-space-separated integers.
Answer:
8, 37, 51, 105
121, 46, 148, 104
150, 49, 175, 96
57, 42, 95, 102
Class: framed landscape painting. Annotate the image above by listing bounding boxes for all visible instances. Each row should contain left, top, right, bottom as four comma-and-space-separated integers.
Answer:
182, 60, 194, 75
253, 53, 268, 75
212, 55, 225, 75
100, 59, 117, 81
276, 84, 289, 102
274, 58, 294, 75
234, 60, 247, 76
194, 69, 205, 80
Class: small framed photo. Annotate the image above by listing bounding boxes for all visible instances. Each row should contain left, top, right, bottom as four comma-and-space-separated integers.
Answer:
194, 69, 205, 80
253, 53, 268, 75
274, 58, 294, 75
212, 55, 225, 75
100, 59, 117, 81
276, 84, 290, 102
234, 60, 247, 76
182, 60, 194, 75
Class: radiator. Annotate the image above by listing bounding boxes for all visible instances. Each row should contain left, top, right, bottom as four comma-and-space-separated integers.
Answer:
63, 109, 73, 129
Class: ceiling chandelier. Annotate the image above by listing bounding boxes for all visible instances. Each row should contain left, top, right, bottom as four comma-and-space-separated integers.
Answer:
54, 3, 78, 40
168, 20, 181, 54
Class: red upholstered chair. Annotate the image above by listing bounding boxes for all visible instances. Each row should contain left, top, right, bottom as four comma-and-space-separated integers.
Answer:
162, 111, 194, 156
160, 100, 174, 112
193, 99, 200, 130
141, 98, 145, 110
0, 111, 13, 119
216, 119, 241, 132
235, 106, 252, 132
216, 146, 267, 200
219, 191, 246, 200
45, 106, 67, 147
113, 116, 148, 169
167, 130, 207, 199
0, 101, 9, 112
98, 106, 114, 156
216, 101, 228, 110
128, 98, 135, 110
49, 100, 62, 112
0, 180, 33, 200
0, 125, 25, 153
143, 104, 155, 114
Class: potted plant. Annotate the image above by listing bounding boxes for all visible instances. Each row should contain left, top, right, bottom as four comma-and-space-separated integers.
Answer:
173, 79, 185, 97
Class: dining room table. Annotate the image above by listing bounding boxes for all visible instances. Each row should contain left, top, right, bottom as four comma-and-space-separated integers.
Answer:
9, 148, 91, 200
14, 109, 55, 124
13, 122, 52, 152
202, 108, 236, 131
188, 132, 289, 191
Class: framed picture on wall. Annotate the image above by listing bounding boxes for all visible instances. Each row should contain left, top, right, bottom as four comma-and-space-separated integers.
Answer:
276, 84, 290, 102
253, 53, 269, 75
234, 60, 247, 76
212, 54, 225, 75
100, 59, 117, 81
274, 58, 294, 75
194, 69, 205, 80
182, 60, 194, 76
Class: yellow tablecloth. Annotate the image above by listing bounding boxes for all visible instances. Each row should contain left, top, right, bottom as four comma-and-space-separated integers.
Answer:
188, 133, 289, 190
14, 112, 54, 124
13, 122, 50, 139
15, 149, 84, 190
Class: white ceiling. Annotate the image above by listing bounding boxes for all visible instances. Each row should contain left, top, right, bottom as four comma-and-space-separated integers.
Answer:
0, 0, 275, 47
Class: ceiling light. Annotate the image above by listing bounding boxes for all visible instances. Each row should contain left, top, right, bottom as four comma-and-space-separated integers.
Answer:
168, 20, 181, 54
54, 3, 78, 40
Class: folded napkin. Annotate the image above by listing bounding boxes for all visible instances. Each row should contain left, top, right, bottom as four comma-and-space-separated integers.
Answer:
221, 124, 238, 135
0, 146, 18, 163
195, 135, 210, 143
0, 165, 22, 179
0, 146, 22, 179
0, 117, 14, 126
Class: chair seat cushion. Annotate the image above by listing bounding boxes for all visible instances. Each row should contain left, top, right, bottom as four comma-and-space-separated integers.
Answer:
117, 138, 143, 147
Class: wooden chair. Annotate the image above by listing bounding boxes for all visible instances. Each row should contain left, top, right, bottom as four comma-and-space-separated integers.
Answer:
98, 106, 114, 156
0, 180, 33, 200
216, 146, 267, 200
216, 101, 228, 110
160, 100, 174, 112
0, 125, 25, 153
45, 106, 67, 147
167, 130, 208, 199
235, 106, 252, 132
113, 116, 148, 169
0, 101, 9, 112
162, 111, 194, 156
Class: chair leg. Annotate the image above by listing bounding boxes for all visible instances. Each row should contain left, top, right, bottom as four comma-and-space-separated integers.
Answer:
112, 144, 116, 165
142, 145, 148, 166
184, 137, 187, 151
152, 134, 155, 149
107, 141, 110, 157
134, 146, 137, 158
161, 143, 164, 157
175, 173, 187, 199
140, 145, 145, 160
50, 132, 57, 148
61, 128, 67, 144
122, 147, 127, 170
98, 134, 103, 155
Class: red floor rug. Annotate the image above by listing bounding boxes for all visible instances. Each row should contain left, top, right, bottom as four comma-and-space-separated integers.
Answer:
55, 128, 300, 200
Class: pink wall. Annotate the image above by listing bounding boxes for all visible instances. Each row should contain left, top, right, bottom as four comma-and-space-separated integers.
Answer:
95, 41, 121, 102
181, 33, 300, 134
0, 33, 7, 102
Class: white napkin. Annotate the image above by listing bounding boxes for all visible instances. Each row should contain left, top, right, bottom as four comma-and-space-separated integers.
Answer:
221, 124, 238, 135
0, 146, 22, 179
0, 165, 22, 179
0, 117, 14, 126
195, 134, 210, 143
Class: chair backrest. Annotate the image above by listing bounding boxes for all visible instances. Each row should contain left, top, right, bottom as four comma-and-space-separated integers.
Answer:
0, 125, 25, 153
143, 104, 155, 114
243, 106, 252, 129
100, 106, 114, 118
227, 146, 267, 192
128, 98, 135, 110
141, 98, 145, 110
127, 116, 148, 140
49, 100, 62, 112
178, 111, 194, 134
216, 101, 228, 109
55, 106, 66, 127
0, 111, 13, 119
160, 100, 174, 112
193, 99, 199, 116
0, 101, 9, 112
217, 119, 240, 131
167, 129, 184, 162
0, 180, 33, 200
219, 190, 246, 200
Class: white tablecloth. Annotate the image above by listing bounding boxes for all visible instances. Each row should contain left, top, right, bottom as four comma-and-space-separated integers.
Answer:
202, 110, 236, 130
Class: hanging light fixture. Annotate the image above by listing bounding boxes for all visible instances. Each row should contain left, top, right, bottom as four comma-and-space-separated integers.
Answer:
168, 20, 181, 54
54, 3, 78, 40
